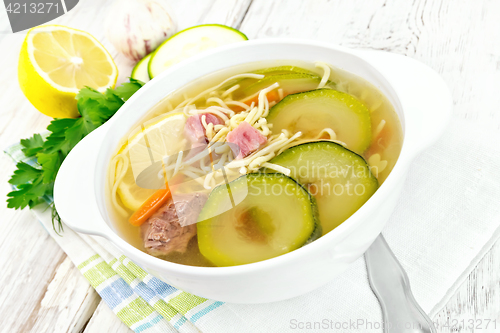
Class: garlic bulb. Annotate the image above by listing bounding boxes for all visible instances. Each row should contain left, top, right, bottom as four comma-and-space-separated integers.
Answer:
105, 0, 177, 61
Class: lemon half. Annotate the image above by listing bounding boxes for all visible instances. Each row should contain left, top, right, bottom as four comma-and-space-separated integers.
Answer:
19, 25, 118, 118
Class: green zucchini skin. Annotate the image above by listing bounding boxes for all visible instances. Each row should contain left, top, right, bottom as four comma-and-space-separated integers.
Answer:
197, 173, 321, 267
232, 66, 315, 95
253, 65, 315, 76
241, 73, 334, 98
148, 24, 248, 79
131, 53, 152, 82
269, 141, 378, 235
304, 195, 322, 245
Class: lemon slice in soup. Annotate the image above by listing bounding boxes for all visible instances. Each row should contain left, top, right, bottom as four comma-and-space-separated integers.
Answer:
116, 112, 188, 211
117, 166, 156, 212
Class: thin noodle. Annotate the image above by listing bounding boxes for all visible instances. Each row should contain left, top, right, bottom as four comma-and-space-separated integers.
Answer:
249, 153, 275, 170
203, 171, 214, 190
214, 151, 228, 169
224, 100, 251, 111
262, 162, 291, 176
177, 73, 264, 108
206, 123, 214, 140
199, 154, 209, 172
207, 97, 230, 110
374, 119, 386, 138
317, 128, 337, 140
214, 144, 231, 154
226, 134, 290, 169
110, 154, 129, 216
201, 114, 208, 129
190, 108, 229, 122
175, 148, 211, 169
315, 61, 331, 89
258, 83, 279, 118
221, 84, 240, 98
173, 150, 183, 176
206, 105, 235, 117
207, 127, 230, 148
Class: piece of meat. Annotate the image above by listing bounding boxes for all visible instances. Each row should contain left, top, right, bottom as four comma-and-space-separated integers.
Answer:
226, 121, 267, 159
172, 192, 208, 227
141, 192, 208, 256
184, 113, 224, 144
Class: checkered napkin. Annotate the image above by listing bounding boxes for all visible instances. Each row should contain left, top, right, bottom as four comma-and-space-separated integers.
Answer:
6, 115, 500, 333
5, 142, 223, 333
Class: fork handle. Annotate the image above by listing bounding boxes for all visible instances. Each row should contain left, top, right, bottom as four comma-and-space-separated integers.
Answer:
365, 234, 436, 333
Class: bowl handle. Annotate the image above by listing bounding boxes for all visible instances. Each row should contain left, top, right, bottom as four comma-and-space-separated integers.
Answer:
358, 50, 452, 154
54, 126, 112, 238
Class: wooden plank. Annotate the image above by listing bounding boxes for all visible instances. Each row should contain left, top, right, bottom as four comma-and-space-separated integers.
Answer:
434, 240, 500, 332
1, 0, 499, 331
0, 209, 66, 333
0, 1, 116, 332
26, 257, 101, 333
0, 0, 253, 332
170, 0, 253, 30
84, 300, 132, 333
240, 0, 500, 329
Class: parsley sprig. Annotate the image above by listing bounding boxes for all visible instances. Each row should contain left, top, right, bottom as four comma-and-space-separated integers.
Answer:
7, 79, 144, 231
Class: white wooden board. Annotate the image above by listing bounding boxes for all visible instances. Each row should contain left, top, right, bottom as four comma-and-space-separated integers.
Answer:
0, 0, 499, 332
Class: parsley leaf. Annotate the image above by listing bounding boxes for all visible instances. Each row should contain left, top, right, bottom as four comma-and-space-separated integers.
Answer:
20, 134, 45, 157
37, 152, 63, 183
6, 79, 145, 231
8, 162, 42, 185
7, 177, 48, 209
44, 118, 78, 155
113, 78, 144, 101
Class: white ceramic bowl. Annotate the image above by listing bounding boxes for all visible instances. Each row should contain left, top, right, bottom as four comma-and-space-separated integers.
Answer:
54, 39, 451, 304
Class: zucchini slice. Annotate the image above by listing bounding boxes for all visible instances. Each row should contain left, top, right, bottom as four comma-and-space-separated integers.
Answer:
266, 89, 372, 154
131, 53, 152, 83
254, 65, 315, 75
149, 24, 248, 78
240, 73, 333, 99
269, 142, 378, 235
197, 173, 321, 266
231, 67, 317, 99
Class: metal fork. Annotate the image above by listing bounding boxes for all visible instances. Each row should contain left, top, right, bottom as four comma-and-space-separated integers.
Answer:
365, 234, 437, 333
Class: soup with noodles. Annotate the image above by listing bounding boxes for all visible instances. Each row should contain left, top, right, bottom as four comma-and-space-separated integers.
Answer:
107, 61, 403, 267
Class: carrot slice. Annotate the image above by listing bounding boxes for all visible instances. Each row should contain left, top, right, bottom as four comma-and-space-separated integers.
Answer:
243, 90, 280, 107
129, 187, 171, 226
231, 90, 282, 112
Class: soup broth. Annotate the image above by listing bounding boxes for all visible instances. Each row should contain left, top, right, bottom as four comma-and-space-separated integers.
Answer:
107, 60, 403, 267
